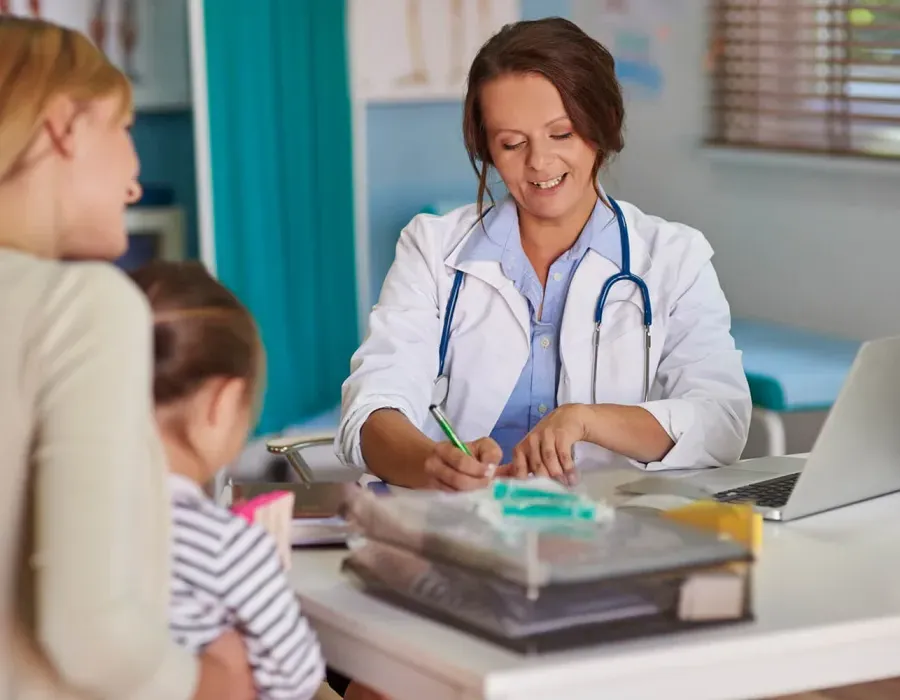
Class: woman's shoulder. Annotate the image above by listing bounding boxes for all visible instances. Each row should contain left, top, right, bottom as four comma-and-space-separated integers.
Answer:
0, 254, 153, 354
46, 260, 152, 331
616, 199, 714, 267
399, 202, 482, 257
1, 251, 147, 322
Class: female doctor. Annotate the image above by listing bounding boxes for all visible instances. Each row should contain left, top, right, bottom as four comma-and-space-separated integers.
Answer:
337, 17, 752, 491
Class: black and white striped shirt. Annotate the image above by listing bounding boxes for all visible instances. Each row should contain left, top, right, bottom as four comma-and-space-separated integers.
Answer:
168, 474, 324, 700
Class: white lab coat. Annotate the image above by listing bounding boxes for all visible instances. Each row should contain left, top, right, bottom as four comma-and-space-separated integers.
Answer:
337, 199, 751, 472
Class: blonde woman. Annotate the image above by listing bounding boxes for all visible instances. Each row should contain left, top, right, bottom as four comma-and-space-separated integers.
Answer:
0, 16, 254, 700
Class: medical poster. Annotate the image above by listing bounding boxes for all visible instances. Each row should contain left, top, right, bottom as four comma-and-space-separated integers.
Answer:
351, 0, 521, 102
0, 0, 190, 110
576, 0, 684, 99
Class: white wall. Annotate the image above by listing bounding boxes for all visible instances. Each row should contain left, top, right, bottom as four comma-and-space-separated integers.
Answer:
576, 0, 900, 342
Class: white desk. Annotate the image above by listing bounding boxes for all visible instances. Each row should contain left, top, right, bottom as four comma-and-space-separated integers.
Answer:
289, 470, 900, 700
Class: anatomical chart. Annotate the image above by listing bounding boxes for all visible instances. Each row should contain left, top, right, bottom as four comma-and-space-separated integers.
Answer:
352, 0, 521, 101
0, 0, 190, 110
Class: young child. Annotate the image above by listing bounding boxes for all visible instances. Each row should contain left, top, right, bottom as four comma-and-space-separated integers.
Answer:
129, 260, 326, 700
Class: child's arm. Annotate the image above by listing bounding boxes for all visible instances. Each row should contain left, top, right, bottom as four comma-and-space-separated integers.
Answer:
218, 519, 325, 700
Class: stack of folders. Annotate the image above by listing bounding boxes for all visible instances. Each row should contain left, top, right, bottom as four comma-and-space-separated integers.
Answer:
339, 485, 756, 653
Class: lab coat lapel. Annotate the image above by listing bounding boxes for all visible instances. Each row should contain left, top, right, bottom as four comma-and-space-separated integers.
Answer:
440, 240, 530, 442
444, 231, 531, 342
456, 262, 530, 335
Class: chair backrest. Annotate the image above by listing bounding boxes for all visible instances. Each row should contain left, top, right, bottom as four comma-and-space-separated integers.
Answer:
267, 434, 363, 484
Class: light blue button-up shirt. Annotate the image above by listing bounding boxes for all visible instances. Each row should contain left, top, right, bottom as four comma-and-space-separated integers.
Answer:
456, 194, 622, 462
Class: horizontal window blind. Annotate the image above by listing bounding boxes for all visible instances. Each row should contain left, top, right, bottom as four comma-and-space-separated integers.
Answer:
708, 0, 900, 159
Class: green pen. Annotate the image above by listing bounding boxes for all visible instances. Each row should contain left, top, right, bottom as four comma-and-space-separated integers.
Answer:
428, 404, 473, 457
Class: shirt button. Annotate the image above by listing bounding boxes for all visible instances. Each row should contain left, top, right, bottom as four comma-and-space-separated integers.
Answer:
552, 272, 562, 282
538, 404, 548, 415
540, 336, 551, 349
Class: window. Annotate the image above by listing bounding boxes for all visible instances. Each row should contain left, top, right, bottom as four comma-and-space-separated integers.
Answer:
708, 0, 900, 159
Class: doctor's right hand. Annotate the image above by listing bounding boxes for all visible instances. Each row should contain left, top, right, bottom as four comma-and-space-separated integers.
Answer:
424, 437, 504, 491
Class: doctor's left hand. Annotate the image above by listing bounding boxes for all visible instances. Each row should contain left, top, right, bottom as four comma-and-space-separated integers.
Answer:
509, 404, 588, 486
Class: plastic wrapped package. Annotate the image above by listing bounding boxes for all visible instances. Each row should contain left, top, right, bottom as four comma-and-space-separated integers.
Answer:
339, 484, 751, 588
339, 484, 754, 651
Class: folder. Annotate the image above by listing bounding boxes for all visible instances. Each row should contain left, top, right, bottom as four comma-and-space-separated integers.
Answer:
662, 501, 762, 554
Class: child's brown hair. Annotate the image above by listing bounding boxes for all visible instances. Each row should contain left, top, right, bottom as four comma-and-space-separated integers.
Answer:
128, 260, 264, 408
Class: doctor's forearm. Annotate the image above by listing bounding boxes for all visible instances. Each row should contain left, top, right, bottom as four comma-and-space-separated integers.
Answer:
579, 404, 674, 463
360, 409, 435, 488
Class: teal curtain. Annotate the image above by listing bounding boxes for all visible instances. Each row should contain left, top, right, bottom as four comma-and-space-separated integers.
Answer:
203, 0, 358, 435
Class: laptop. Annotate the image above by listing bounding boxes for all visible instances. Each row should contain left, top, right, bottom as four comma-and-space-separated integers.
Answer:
620, 335, 900, 521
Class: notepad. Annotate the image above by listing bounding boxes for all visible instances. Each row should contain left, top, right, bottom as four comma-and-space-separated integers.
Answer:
292, 515, 349, 546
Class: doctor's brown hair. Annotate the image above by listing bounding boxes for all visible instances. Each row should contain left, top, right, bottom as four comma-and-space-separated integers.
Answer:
462, 17, 625, 215
128, 261, 264, 408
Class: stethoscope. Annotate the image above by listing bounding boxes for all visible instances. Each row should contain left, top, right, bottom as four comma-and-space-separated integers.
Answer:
432, 196, 653, 410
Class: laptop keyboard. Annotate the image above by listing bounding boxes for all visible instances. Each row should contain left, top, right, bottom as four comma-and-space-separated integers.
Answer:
713, 472, 801, 509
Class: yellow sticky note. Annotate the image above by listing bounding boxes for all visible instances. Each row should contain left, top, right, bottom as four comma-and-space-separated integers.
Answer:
662, 501, 762, 554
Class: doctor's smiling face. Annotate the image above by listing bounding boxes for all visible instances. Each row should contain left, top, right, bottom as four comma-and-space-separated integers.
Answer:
481, 73, 597, 224
463, 17, 625, 227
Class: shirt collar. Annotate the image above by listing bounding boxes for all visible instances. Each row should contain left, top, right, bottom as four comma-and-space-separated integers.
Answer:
457, 184, 621, 267
168, 472, 207, 502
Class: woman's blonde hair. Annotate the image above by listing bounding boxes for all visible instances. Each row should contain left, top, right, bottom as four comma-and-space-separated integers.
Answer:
0, 15, 132, 183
